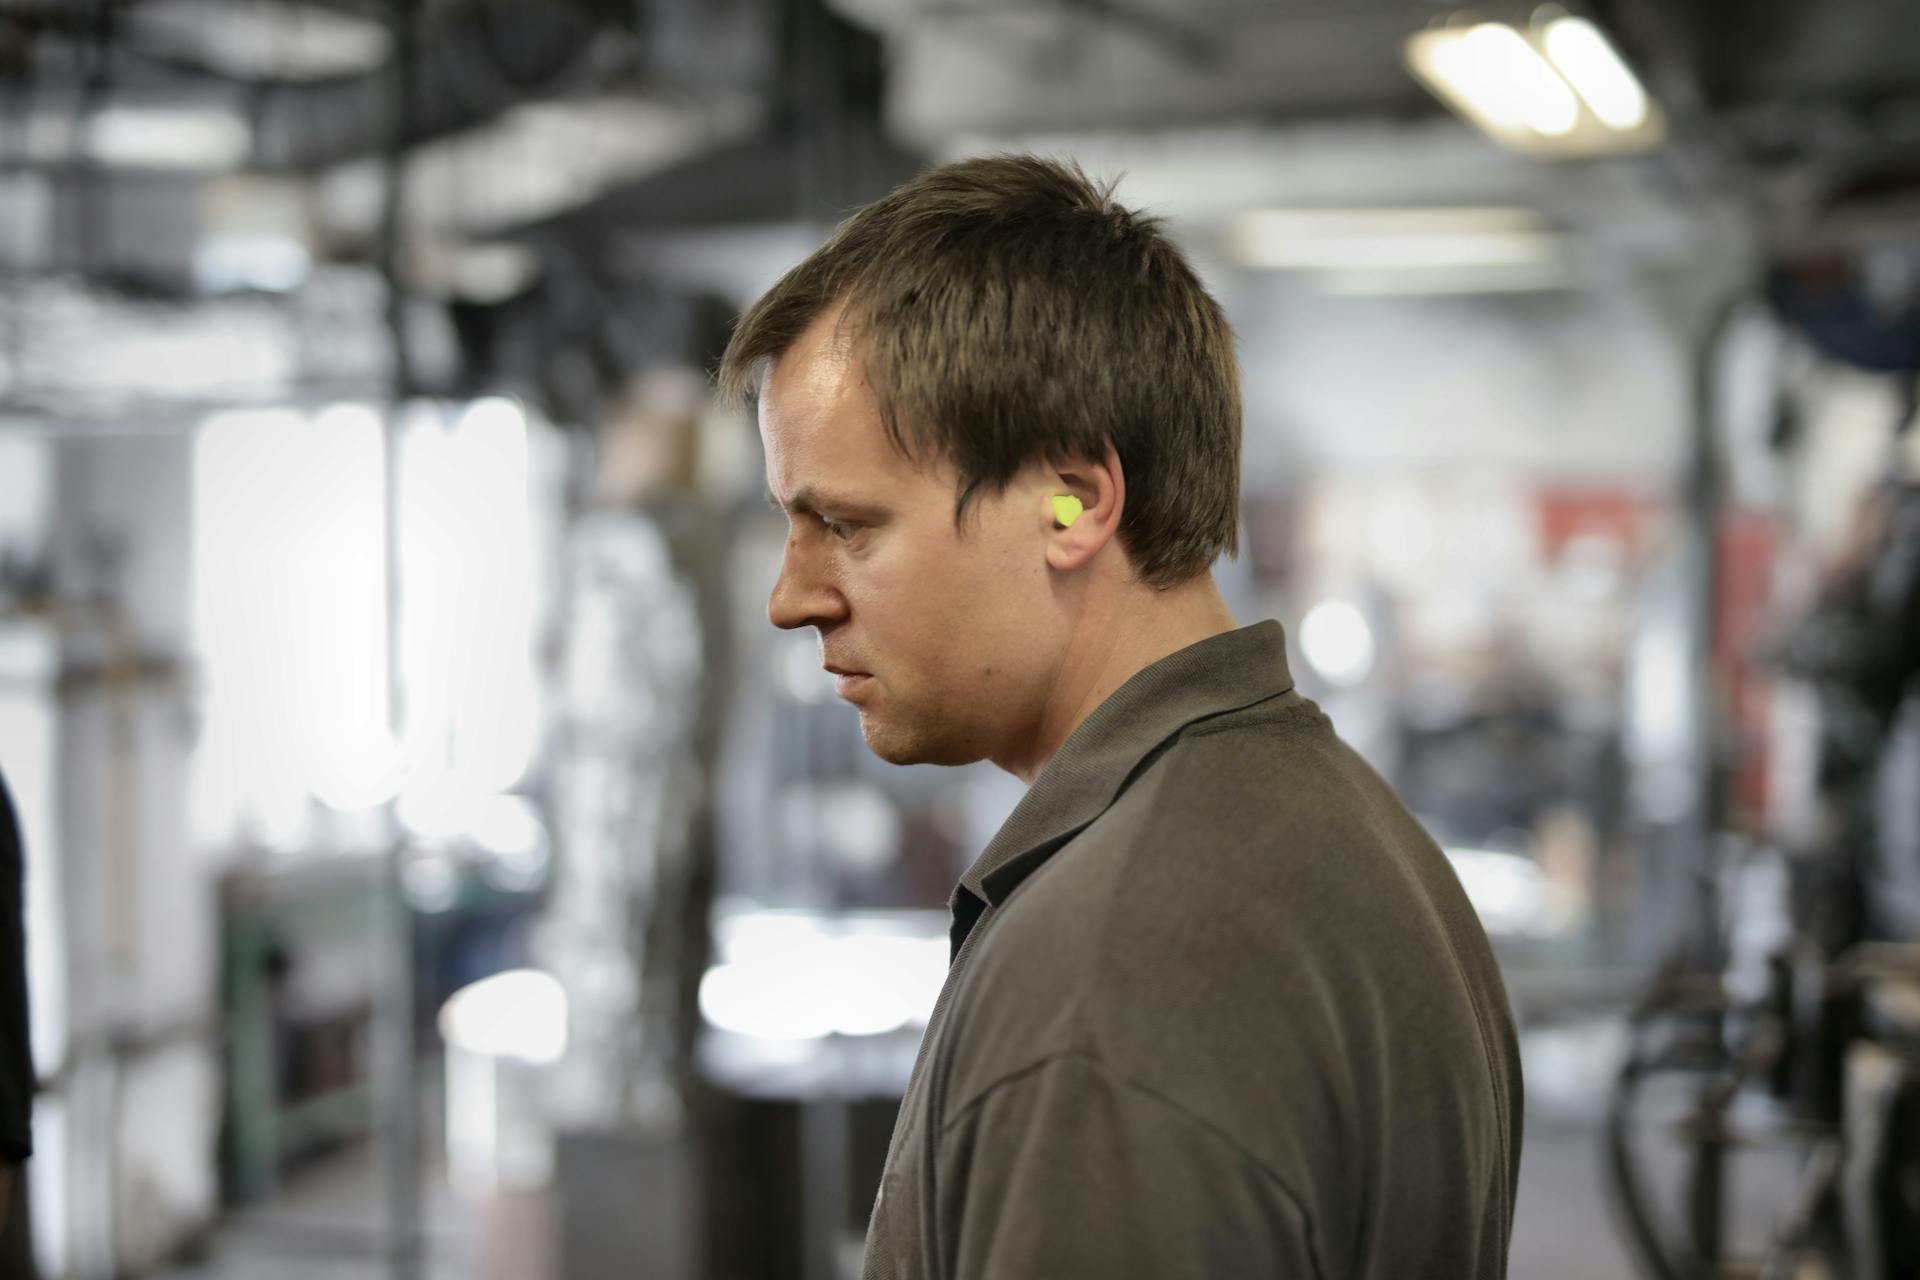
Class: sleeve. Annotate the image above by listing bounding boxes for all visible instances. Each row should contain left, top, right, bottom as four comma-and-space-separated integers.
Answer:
0, 773, 31, 1162
933, 1052, 1324, 1280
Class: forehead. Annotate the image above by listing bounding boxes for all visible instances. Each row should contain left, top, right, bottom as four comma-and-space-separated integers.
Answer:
758, 311, 920, 496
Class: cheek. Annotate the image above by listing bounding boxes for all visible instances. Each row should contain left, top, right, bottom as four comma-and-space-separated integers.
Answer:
917, 560, 1042, 665
849, 518, 1042, 645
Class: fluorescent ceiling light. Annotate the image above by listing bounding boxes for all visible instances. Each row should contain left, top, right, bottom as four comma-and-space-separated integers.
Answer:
133, 1, 390, 81
86, 105, 250, 169
1541, 15, 1648, 130
1314, 263, 1576, 297
1229, 207, 1563, 273
1414, 22, 1579, 138
1405, 12, 1664, 157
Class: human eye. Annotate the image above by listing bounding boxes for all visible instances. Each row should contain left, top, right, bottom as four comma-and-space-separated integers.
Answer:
822, 519, 857, 542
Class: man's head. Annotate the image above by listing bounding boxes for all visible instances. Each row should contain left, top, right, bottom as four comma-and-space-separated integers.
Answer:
719, 154, 1241, 771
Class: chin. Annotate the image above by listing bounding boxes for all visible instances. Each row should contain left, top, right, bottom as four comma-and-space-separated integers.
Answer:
859, 715, 986, 768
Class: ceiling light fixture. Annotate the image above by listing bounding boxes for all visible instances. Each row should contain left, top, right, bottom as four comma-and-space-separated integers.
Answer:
1229, 206, 1562, 271
1429, 22, 1580, 138
1227, 206, 1576, 296
1404, 8, 1663, 157
1540, 14, 1649, 130
1313, 263, 1575, 297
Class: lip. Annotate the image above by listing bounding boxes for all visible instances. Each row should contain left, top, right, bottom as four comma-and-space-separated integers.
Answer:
829, 670, 871, 699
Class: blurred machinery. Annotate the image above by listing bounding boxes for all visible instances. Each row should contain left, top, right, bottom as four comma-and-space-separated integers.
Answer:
536, 510, 706, 1280
1605, 196, 1920, 1278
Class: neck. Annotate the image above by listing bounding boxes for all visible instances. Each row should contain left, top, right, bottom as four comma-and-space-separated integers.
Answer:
996, 571, 1239, 785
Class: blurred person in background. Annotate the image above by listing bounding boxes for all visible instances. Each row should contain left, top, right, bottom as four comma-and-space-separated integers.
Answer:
0, 769, 32, 1276
721, 156, 1522, 1279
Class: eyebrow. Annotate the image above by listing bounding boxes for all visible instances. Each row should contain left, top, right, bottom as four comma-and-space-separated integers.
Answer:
765, 486, 886, 519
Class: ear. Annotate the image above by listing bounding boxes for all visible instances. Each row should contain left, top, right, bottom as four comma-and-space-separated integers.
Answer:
1045, 441, 1124, 573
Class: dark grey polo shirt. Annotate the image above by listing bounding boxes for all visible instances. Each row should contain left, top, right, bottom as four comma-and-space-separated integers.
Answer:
862, 621, 1523, 1279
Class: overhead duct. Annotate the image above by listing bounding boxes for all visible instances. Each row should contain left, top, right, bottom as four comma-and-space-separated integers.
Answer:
5, 0, 786, 176
492, 0, 918, 297
827, 0, 1436, 144
1, 1, 608, 172
246, 0, 608, 172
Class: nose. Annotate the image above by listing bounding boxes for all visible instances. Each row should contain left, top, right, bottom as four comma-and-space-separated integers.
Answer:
768, 531, 848, 632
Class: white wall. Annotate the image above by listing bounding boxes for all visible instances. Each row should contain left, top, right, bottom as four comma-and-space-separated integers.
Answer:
42, 433, 217, 1276
1228, 278, 1690, 485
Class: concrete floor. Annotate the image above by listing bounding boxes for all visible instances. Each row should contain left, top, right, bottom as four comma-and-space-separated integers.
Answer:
151, 1145, 546, 1280
1511, 1118, 1637, 1280
1507, 1018, 1810, 1280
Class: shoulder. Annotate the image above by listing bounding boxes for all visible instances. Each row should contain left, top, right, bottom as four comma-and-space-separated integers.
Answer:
956, 697, 1514, 1170
1093, 695, 1454, 941
973, 692, 1471, 1008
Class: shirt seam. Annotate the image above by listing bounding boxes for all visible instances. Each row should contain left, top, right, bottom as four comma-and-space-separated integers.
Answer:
1182, 695, 1319, 741
936, 1045, 1330, 1280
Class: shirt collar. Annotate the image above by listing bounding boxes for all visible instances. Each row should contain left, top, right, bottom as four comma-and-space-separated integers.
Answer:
951, 620, 1296, 932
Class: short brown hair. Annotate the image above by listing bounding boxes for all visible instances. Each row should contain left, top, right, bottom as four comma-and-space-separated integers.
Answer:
717, 154, 1240, 589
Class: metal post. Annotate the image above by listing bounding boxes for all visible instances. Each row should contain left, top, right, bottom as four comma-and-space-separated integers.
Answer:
377, 1, 421, 1275
799, 1097, 851, 1280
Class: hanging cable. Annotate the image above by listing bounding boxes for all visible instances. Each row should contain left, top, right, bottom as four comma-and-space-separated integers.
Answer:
71, 0, 114, 277
377, 5, 421, 1278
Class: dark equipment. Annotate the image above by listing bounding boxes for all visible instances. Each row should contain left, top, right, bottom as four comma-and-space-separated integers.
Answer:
1605, 216, 1920, 1277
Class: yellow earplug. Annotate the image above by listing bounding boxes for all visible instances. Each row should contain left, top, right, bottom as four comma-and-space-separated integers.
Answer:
1051, 495, 1083, 528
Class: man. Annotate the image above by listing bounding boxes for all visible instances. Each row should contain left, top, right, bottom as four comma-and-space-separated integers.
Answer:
719, 156, 1522, 1279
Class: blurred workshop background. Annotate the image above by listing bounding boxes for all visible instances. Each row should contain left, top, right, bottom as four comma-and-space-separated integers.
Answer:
1, 0, 1919, 1278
